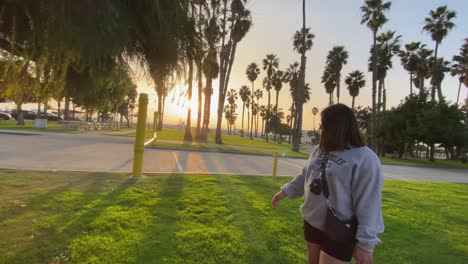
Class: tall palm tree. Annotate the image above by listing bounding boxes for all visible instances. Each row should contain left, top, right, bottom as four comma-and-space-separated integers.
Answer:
201, 15, 220, 141
413, 47, 434, 97
360, 0, 392, 151
345, 70, 366, 110
372, 30, 401, 114
272, 70, 285, 116
321, 65, 336, 105
254, 89, 263, 137
259, 104, 267, 137
246, 62, 260, 139
325, 46, 349, 103
292, 19, 315, 152
429, 57, 451, 98
311, 107, 319, 132
239, 85, 251, 135
451, 38, 468, 105
399, 42, 425, 95
262, 54, 279, 140
423, 5, 456, 102
216, 6, 252, 144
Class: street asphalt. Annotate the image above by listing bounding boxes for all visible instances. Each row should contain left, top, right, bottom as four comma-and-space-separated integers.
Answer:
1, 130, 467, 183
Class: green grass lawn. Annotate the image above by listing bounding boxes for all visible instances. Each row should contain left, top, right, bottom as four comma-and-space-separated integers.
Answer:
123, 128, 299, 150
0, 120, 79, 134
0, 170, 467, 264
381, 157, 468, 169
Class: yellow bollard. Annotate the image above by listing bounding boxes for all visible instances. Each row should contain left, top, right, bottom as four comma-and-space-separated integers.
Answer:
272, 152, 279, 178
132, 93, 149, 177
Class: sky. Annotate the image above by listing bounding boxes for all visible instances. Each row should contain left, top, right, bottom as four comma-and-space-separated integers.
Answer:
145, 0, 466, 131
3, 0, 467, 131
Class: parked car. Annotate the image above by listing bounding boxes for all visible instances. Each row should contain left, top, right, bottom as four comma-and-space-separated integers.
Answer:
10, 110, 38, 120
38, 113, 62, 121
0, 111, 11, 120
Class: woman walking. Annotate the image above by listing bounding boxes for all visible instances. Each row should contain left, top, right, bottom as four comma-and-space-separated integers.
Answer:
272, 104, 384, 264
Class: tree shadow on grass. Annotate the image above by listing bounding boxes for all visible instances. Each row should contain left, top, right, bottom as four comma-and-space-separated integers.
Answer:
2, 173, 134, 264
134, 174, 185, 262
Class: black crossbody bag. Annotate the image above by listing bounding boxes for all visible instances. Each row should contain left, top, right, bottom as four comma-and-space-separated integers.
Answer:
318, 152, 358, 243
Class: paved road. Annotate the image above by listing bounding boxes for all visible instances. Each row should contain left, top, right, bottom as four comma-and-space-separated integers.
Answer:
1, 130, 467, 183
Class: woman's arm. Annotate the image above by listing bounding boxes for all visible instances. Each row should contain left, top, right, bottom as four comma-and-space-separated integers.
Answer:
351, 150, 384, 252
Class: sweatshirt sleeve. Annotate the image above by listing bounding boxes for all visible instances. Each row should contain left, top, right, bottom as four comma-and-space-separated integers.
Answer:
280, 148, 316, 199
352, 150, 384, 252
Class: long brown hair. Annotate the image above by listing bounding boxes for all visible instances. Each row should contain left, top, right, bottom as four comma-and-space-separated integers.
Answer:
319, 104, 365, 152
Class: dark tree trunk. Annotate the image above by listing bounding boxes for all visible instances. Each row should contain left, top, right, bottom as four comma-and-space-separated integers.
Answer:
16, 102, 24, 125
352, 96, 355, 110
241, 103, 245, 136
201, 77, 212, 141
64, 96, 70, 120
456, 79, 462, 105
409, 72, 413, 94
57, 97, 62, 119
250, 81, 255, 140
431, 42, 439, 102
184, 59, 194, 142
157, 94, 163, 131
195, 65, 203, 140
371, 30, 378, 151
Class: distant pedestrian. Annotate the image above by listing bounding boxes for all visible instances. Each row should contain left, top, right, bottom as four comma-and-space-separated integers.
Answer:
272, 103, 384, 264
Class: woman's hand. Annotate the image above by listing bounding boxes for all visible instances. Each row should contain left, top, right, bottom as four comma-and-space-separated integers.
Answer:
271, 191, 287, 208
354, 246, 373, 264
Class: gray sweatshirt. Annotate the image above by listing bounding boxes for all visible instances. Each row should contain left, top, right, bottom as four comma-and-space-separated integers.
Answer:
281, 146, 384, 252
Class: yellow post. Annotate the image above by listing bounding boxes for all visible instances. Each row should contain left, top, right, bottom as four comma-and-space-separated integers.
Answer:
132, 93, 149, 177
272, 152, 279, 178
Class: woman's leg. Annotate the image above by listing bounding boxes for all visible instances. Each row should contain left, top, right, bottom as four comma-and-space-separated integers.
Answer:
306, 242, 321, 264
319, 250, 349, 264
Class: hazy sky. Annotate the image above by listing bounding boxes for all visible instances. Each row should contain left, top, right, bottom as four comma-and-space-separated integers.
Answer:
144, 0, 467, 131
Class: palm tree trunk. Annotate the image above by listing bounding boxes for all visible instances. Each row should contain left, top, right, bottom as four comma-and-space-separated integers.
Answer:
37, 102, 41, 116
336, 74, 340, 103
371, 30, 378, 151
266, 91, 271, 142
329, 93, 332, 105
201, 78, 212, 141
383, 81, 387, 112
274, 91, 280, 141
241, 103, 245, 135
256, 112, 259, 137
247, 107, 250, 137
195, 65, 203, 140
377, 78, 383, 116
456, 78, 462, 105
409, 72, 413, 94
419, 76, 425, 97
431, 42, 439, 102
250, 81, 255, 139
184, 59, 194, 142
157, 94, 163, 131
352, 96, 355, 110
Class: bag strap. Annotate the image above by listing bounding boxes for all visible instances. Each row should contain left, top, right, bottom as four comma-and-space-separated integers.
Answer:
319, 152, 339, 216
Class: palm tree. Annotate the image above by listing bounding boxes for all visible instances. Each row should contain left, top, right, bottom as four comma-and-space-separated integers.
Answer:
423, 5, 456, 102
262, 54, 279, 141
360, 0, 392, 151
239, 85, 251, 136
259, 105, 267, 137
325, 46, 349, 103
399, 42, 425, 94
272, 70, 285, 116
201, 16, 220, 141
246, 62, 260, 139
451, 39, 467, 105
311, 107, 319, 132
345, 70, 366, 110
321, 65, 336, 105
429, 57, 451, 98
372, 30, 401, 114
292, 20, 315, 152
216, 6, 252, 144
254, 89, 263, 137
413, 47, 434, 97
